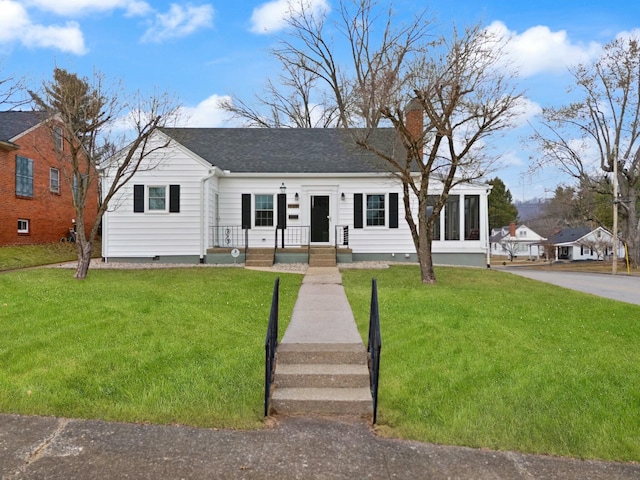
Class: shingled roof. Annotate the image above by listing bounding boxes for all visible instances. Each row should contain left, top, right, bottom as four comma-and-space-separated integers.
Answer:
547, 227, 592, 245
160, 127, 408, 174
0, 111, 43, 142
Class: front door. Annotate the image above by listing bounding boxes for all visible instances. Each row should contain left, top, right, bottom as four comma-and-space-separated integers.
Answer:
310, 195, 330, 243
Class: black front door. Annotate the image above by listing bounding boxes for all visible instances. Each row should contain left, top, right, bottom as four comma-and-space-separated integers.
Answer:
311, 195, 330, 243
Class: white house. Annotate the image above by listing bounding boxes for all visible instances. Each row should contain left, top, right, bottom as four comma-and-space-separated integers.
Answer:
490, 223, 546, 260
548, 226, 623, 261
101, 127, 491, 267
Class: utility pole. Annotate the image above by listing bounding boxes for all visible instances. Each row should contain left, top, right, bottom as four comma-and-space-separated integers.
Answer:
612, 153, 619, 275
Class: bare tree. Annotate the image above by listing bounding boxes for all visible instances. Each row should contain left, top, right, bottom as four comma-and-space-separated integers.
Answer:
222, 0, 522, 283
30, 68, 180, 279
531, 36, 640, 266
0, 64, 28, 108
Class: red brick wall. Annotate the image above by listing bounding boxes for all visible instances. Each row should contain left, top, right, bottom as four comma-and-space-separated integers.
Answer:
0, 122, 99, 245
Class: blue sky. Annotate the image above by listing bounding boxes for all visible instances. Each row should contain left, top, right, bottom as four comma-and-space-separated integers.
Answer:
2, 0, 640, 200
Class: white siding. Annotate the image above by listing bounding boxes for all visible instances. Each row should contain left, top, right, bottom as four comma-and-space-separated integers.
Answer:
102, 138, 214, 259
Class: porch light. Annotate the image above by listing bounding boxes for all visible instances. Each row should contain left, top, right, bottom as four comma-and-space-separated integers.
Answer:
280, 183, 286, 194
294, 192, 299, 201
341, 192, 345, 201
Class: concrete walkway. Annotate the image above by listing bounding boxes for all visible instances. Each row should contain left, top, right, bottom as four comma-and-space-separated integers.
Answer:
280, 267, 363, 345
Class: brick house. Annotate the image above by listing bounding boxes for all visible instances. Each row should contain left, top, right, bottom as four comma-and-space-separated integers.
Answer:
0, 111, 98, 245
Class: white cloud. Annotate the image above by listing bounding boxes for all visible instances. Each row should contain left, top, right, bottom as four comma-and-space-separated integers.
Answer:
511, 96, 542, 128
141, 3, 214, 43
24, 0, 151, 17
487, 21, 601, 77
0, 0, 86, 54
176, 94, 232, 127
249, 0, 330, 35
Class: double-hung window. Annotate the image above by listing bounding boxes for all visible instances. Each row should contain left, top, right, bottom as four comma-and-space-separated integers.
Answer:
50, 168, 60, 193
366, 194, 385, 226
148, 186, 167, 211
16, 156, 34, 197
255, 194, 274, 227
53, 126, 64, 151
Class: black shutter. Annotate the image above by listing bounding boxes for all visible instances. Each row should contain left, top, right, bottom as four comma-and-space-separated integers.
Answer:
389, 193, 398, 229
277, 193, 287, 229
169, 185, 180, 213
354, 193, 363, 229
133, 184, 144, 213
241, 194, 251, 229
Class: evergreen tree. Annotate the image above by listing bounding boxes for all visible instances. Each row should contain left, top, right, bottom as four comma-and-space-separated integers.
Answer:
488, 177, 518, 230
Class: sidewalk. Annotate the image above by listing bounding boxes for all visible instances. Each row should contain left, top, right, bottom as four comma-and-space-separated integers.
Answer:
2, 267, 639, 479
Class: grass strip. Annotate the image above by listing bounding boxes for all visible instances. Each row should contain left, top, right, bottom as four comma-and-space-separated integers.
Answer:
342, 266, 640, 462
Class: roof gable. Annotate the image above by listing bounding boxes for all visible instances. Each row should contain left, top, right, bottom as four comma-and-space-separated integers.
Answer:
160, 128, 407, 174
0, 111, 43, 142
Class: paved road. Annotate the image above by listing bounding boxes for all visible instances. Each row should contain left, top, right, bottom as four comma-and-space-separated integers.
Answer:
501, 268, 640, 306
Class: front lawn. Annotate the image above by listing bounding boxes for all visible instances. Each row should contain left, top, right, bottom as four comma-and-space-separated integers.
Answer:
342, 266, 640, 462
0, 268, 302, 429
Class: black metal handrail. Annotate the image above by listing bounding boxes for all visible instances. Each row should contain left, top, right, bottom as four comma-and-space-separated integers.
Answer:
264, 277, 280, 416
334, 225, 349, 264
274, 226, 311, 263
368, 278, 382, 424
213, 225, 247, 248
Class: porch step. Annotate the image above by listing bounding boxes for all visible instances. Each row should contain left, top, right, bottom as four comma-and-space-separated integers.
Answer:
309, 246, 337, 267
271, 387, 372, 416
245, 248, 274, 267
274, 363, 370, 388
276, 343, 367, 365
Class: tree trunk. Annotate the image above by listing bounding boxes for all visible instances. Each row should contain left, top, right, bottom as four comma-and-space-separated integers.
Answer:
417, 212, 436, 284
75, 239, 93, 279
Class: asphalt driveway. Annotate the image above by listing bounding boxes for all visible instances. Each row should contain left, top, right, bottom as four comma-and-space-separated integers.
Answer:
501, 267, 640, 306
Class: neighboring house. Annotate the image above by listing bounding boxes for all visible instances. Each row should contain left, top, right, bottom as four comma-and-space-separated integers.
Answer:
0, 111, 98, 245
101, 126, 491, 267
490, 223, 546, 260
547, 226, 623, 261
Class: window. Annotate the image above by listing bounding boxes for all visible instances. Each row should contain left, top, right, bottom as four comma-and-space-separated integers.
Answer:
426, 195, 441, 240
366, 194, 385, 226
16, 156, 34, 197
444, 195, 460, 240
18, 219, 29, 233
255, 194, 274, 226
50, 168, 60, 193
53, 126, 63, 151
148, 186, 167, 211
134, 184, 180, 213
464, 195, 480, 240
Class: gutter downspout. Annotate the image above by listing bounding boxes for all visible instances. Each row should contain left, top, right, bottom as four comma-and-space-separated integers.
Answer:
200, 169, 217, 263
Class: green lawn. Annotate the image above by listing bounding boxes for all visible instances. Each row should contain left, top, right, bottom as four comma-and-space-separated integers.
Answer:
0, 268, 302, 429
342, 266, 640, 462
0, 243, 80, 271
2, 262, 639, 462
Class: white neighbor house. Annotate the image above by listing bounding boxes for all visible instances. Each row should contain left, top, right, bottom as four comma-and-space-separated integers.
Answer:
490, 223, 546, 260
101, 128, 491, 267
548, 226, 623, 261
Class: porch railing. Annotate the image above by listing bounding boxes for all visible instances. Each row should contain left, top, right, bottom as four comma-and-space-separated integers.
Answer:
213, 225, 247, 249
368, 278, 382, 424
264, 277, 280, 417
274, 226, 311, 263
335, 225, 349, 264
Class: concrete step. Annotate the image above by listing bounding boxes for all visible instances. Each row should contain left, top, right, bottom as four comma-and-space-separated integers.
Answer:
246, 259, 274, 267
309, 258, 337, 267
275, 363, 370, 388
270, 387, 372, 416
277, 343, 368, 365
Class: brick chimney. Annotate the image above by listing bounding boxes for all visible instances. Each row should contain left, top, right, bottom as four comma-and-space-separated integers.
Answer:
405, 97, 423, 141
509, 222, 516, 237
